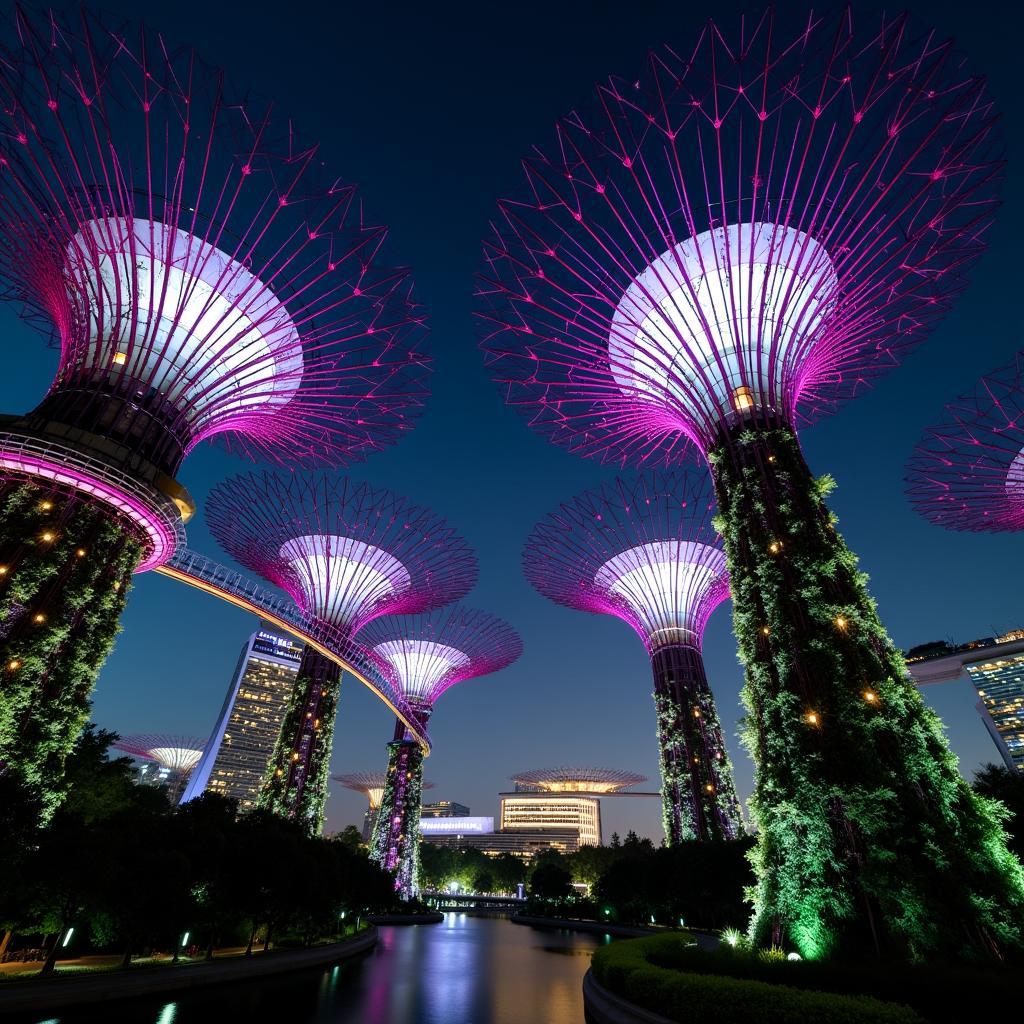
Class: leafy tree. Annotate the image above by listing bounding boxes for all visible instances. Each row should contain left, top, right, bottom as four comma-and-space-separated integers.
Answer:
530, 861, 572, 903
473, 871, 494, 894
973, 764, 1024, 857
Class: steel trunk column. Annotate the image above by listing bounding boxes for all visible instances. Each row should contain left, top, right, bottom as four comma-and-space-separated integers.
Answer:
370, 714, 428, 898
259, 647, 342, 835
650, 641, 742, 843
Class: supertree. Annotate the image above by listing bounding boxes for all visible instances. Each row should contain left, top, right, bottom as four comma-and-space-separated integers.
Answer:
478, 8, 1024, 960
358, 606, 522, 897
205, 473, 475, 835
906, 353, 1024, 532
333, 771, 435, 841
524, 471, 742, 843
111, 734, 205, 804
0, 7, 428, 820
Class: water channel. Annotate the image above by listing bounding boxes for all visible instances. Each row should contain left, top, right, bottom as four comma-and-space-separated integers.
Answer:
25, 916, 609, 1024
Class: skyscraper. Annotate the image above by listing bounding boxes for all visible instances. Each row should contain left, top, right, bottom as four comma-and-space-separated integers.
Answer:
968, 652, 1024, 771
181, 627, 303, 809
906, 630, 1024, 773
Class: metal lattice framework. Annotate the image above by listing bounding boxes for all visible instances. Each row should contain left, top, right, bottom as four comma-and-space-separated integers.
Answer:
524, 470, 727, 652
356, 604, 523, 713
205, 472, 477, 638
510, 767, 646, 793
478, 8, 1000, 460
111, 735, 205, 774
332, 772, 434, 809
906, 353, 1024, 532
0, 6, 429, 494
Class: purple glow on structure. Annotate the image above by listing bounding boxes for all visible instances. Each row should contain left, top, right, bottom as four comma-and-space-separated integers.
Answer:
112, 735, 206, 774
0, 6, 429, 470
332, 772, 435, 809
0, 449, 179, 571
907, 352, 1024, 531
357, 605, 523, 709
205, 473, 477, 636
524, 471, 727, 652
478, 9, 1000, 460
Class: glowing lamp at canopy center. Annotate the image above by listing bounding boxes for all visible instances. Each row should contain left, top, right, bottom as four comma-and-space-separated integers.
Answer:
279, 534, 412, 627
69, 218, 304, 432
371, 639, 472, 701
609, 223, 838, 442
595, 540, 727, 648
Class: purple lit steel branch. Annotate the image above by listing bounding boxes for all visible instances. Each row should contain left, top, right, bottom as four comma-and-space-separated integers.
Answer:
906, 353, 1024, 532
205, 473, 477, 638
478, 10, 1000, 462
111, 735, 206, 775
524, 471, 741, 842
359, 606, 522, 894
0, 6, 429, 484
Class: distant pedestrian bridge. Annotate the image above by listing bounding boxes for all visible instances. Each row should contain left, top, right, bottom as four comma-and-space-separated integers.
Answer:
425, 893, 527, 912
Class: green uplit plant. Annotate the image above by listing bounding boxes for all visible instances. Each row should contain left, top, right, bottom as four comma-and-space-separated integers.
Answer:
0, 482, 142, 821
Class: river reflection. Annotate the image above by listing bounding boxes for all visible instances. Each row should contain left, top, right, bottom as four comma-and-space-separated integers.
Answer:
23, 915, 609, 1024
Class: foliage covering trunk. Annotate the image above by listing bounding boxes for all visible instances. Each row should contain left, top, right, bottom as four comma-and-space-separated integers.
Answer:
0, 481, 141, 822
258, 647, 341, 836
709, 422, 1024, 963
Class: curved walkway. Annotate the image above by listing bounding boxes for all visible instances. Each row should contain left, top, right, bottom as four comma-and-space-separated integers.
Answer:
0, 929, 376, 1014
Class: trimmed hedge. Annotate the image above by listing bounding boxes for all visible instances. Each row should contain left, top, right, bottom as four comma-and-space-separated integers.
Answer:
644, 937, 1020, 1023
591, 936, 923, 1024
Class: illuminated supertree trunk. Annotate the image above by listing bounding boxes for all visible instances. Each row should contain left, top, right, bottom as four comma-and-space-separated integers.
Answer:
525, 472, 742, 845
652, 643, 741, 843
258, 648, 342, 834
371, 718, 427, 898
0, 7, 429, 821
1, 481, 139, 817
481, 9, 1024, 958
205, 474, 477, 833
359, 606, 522, 897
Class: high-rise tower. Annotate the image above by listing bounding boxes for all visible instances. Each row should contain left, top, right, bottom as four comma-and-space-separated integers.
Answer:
181, 627, 304, 809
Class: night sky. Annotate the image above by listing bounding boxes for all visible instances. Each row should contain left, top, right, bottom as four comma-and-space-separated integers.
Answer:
2, 0, 1021, 842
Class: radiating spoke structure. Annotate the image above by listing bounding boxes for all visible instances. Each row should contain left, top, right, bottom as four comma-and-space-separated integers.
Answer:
524, 471, 741, 843
478, 8, 1024, 960
205, 474, 475, 834
111, 734, 205, 805
907, 353, 1024, 532
333, 771, 435, 842
0, 7, 428, 820
358, 606, 522, 897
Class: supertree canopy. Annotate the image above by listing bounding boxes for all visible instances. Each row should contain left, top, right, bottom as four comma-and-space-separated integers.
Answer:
525, 471, 742, 843
510, 768, 646, 794
332, 771, 435, 841
206, 473, 476, 834
906, 353, 1024, 532
480, 8, 1024, 961
111, 734, 204, 804
359, 606, 522, 897
0, 7, 428, 822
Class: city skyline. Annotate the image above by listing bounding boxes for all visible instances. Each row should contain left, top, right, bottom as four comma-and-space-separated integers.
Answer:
3, 0, 1022, 845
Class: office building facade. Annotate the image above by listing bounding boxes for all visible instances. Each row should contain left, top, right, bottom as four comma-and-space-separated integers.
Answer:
181, 626, 304, 809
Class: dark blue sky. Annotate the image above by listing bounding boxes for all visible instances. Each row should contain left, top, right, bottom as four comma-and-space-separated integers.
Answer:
2, 0, 1020, 841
